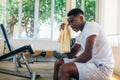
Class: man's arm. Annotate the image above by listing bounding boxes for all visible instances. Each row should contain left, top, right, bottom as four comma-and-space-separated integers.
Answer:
65, 43, 81, 59
59, 23, 81, 59
73, 35, 96, 63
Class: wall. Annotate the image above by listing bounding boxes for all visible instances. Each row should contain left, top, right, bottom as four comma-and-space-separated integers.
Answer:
112, 46, 120, 75
117, 0, 120, 34
101, 0, 118, 35
99, 0, 120, 75
0, 39, 60, 55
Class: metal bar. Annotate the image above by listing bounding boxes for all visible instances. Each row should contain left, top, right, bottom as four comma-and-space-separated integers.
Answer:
27, 45, 34, 54
21, 53, 33, 75
31, 72, 36, 80
0, 24, 12, 51
0, 45, 34, 61
33, 0, 39, 39
0, 69, 31, 79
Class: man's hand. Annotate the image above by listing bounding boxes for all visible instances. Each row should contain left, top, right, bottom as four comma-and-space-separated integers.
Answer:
59, 23, 66, 31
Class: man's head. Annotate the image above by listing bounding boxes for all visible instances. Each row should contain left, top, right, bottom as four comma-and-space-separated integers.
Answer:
67, 8, 85, 32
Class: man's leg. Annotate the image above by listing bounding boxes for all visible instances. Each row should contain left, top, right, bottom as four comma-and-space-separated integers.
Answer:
53, 59, 64, 80
58, 62, 79, 80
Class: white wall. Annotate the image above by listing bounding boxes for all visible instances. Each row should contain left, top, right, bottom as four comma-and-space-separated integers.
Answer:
0, 39, 60, 54
112, 46, 120, 75
117, 0, 120, 34
101, 0, 120, 75
101, 0, 118, 35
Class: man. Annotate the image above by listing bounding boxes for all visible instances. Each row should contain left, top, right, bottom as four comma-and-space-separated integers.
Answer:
53, 8, 114, 80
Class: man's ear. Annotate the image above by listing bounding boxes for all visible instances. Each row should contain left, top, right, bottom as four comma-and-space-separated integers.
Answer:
79, 15, 84, 21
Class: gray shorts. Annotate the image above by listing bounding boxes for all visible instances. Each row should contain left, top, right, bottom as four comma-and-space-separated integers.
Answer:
63, 58, 113, 80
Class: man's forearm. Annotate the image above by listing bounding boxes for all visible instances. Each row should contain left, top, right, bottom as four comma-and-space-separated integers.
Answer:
65, 48, 78, 58
73, 52, 92, 63
65, 43, 81, 59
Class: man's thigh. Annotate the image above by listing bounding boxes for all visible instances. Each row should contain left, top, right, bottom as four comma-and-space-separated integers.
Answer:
60, 62, 79, 79
74, 62, 112, 80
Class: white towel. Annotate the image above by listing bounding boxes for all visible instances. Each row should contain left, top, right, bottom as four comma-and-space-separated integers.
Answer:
59, 18, 71, 53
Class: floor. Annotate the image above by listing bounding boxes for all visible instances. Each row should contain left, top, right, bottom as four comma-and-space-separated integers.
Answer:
0, 56, 55, 80
0, 56, 120, 80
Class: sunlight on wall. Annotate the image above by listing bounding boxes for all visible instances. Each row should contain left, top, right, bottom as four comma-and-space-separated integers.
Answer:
111, 78, 116, 80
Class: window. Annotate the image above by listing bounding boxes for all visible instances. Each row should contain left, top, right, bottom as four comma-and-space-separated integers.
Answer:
76, 0, 96, 21
36, 0, 66, 40
20, 0, 35, 38
0, 0, 97, 40
2, 0, 66, 40
0, 0, 2, 38
0, 0, 2, 23
70, 0, 96, 38
53, 0, 66, 40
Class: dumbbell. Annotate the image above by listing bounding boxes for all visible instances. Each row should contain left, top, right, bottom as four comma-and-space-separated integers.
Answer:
40, 50, 46, 57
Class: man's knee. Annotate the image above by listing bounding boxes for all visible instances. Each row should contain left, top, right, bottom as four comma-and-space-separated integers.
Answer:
59, 64, 69, 74
54, 59, 64, 67
59, 63, 79, 79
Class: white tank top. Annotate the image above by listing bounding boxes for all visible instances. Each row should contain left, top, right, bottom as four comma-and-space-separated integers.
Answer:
76, 22, 114, 68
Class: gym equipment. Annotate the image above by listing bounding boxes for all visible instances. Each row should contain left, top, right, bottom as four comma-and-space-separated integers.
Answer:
53, 38, 76, 59
0, 45, 34, 61
40, 50, 46, 57
0, 24, 24, 67
53, 51, 67, 59
0, 24, 40, 80
70, 38, 76, 47
32, 50, 55, 62
0, 45, 39, 80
